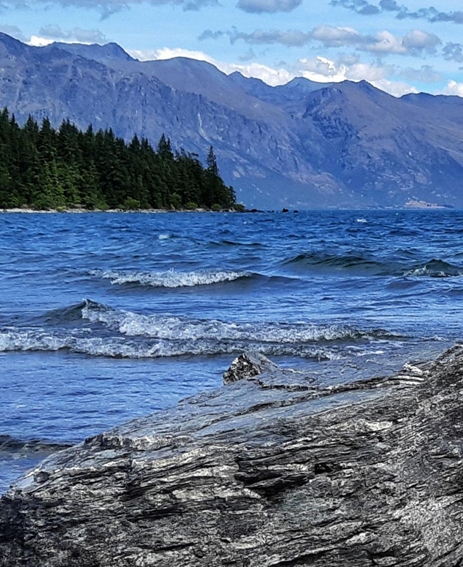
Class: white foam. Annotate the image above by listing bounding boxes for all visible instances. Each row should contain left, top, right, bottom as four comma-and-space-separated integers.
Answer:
0, 329, 341, 360
81, 302, 375, 343
403, 260, 463, 278
404, 267, 462, 278
91, 269, 248, 288
0, 302, 393, 360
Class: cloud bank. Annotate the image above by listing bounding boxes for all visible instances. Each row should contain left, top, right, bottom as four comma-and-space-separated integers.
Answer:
236, 0, 302, 13
331, 0, 463, 25
200, 24, 442, 57
0, 0, 218, 17
38, 25, 107, 43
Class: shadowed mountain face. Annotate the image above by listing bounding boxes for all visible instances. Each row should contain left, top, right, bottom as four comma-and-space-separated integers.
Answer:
1, 32, 463, 209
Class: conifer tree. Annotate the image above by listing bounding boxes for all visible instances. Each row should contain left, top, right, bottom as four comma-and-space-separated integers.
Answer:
0, 109, 237, 211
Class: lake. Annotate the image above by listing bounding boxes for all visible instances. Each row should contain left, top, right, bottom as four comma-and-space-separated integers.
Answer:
1, 209, 462, 491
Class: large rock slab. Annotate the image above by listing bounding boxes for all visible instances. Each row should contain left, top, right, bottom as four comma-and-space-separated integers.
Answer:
1, 348, 463, 566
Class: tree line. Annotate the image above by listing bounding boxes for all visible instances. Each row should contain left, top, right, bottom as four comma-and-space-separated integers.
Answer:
0, 109, 238, 211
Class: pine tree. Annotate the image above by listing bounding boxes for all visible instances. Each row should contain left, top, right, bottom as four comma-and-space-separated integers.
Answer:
0, 110, 236, 211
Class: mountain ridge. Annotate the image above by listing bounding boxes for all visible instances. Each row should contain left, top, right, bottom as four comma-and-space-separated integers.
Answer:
1, 32, 463, 209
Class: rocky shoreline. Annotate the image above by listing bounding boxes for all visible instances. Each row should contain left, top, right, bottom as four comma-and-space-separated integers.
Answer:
1, 349, 463, 566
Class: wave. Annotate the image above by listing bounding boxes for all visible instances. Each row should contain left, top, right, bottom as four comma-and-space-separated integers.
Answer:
282, 253, 463, 278
0, 328, 345, 359
80, 300, 395, 343
0, 300, 402, 359
283, 252, 389, 274
0, 435, 71, 454
403, 259, 463, 278
90, 269, 251, 288
39, 301, 91, 325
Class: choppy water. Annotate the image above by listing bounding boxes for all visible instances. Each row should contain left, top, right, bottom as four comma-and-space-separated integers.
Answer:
1, 210, 462, 491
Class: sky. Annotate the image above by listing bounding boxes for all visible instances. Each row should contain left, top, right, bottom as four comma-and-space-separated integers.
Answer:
2, 0, 463, 97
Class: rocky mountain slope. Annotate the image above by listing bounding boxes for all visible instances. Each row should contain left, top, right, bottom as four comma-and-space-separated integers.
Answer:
1, 32, 463, 209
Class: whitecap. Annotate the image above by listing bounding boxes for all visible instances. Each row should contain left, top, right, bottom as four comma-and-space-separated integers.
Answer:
81, 302, 393, 344
90, 269, 249, 288
0, 328, 342, 360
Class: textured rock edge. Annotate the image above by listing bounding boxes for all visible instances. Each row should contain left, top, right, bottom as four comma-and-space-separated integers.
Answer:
1, 348, 463, 566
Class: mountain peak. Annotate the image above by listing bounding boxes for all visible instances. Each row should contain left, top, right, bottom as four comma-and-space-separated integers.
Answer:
51, 41, 134, 63
0, 32, 462, 209
0, 32, 29, 55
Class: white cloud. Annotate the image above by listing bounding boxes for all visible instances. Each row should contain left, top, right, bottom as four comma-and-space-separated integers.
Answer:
369, 78, 418, 96
227, 61, 294, 85
311, 25, 363, 47
345, 61, 389, 81
441, 80, 463, 97
366, 30, 406, 54
298, 56, 351, 82
402, 29, 441, 54
28, 36, 55, 47
297, 56, 416, 95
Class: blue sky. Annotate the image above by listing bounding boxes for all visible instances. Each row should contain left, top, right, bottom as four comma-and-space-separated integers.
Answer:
2, 0, 463, 96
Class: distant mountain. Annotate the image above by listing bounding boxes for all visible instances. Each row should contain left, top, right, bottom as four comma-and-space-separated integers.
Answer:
51, 41, 134, 64
1, 32, 463, 209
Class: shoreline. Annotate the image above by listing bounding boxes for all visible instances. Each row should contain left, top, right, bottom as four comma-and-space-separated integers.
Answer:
0, 207, 242, 214
0, 206, 458, 214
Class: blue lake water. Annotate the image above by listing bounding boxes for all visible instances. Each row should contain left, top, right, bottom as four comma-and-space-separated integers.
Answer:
1, 210, 462, 491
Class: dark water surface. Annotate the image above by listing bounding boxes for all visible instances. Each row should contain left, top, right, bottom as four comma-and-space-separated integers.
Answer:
1, 210, 462, 491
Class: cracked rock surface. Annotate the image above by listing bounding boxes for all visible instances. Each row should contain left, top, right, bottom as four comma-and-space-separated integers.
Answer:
1, 349, 463, 566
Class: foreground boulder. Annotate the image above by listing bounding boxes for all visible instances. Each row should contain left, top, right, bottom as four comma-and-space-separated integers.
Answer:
1, 348, 463, 566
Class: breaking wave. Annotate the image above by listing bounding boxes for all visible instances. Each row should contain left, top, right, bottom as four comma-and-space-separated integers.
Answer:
0, 300, 401, 360
0, 329, 342, 359
403, 259, 463, 278
90, 269, 251, 288
80, 300, 392, 342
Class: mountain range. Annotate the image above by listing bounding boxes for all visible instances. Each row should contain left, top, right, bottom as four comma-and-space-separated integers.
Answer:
1, 32, 463, 209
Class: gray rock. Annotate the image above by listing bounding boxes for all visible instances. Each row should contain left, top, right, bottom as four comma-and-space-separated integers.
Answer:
1, 347, 463, 566
222, 352, 279, 384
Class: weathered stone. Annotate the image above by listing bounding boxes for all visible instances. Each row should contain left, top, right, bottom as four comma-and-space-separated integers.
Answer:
222, 352, 279, 384
1, 347, 463, 566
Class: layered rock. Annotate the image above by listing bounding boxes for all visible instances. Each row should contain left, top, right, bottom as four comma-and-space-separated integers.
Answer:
1, 348, 463, 566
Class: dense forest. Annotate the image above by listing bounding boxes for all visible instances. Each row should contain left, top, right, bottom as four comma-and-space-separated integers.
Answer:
0, 109, 238, 211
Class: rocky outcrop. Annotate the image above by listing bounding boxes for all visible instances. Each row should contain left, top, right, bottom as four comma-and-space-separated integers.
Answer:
222, 351, 279, 384
1, 348, 463, 566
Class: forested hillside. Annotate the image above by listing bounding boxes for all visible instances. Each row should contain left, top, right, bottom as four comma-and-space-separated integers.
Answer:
0, 109, 237, 211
